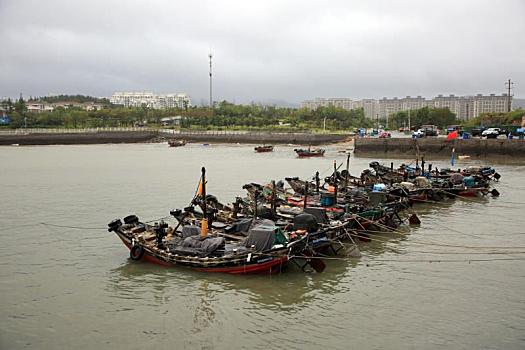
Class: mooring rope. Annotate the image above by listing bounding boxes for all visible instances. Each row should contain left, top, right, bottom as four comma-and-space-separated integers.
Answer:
285, 254, 525, 263
345, 227, 525, 250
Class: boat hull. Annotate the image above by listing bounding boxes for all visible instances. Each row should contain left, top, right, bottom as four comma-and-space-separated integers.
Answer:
115, 231, 289, 274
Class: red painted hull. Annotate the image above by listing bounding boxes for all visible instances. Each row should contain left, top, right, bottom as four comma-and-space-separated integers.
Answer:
118, 235, 288, 274
255, 146, 273, 153
296, 152, 324, 157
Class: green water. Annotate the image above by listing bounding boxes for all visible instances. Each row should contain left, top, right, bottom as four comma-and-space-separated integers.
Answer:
1, 143, 524, 349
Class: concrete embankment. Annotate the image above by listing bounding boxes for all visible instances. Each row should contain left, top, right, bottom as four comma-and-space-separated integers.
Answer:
354, 137, 525, 158
0, 131, 159, 145
173, 131, 349, 145
0, 129, 350, 146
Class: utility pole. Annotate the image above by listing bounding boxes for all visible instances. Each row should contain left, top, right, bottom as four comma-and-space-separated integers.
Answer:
376, 113, 379, 130
505, 78, 513, 112
208, 52, 213, 109
408, 109, 411, 131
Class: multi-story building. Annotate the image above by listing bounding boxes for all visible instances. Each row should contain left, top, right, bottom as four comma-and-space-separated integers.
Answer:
472, 93, 509, 118
110, 92, 191, 109
301, 93, 512, 121
300, 98, 353, 111
26, 103, 55, 113
360, 99, 379, 119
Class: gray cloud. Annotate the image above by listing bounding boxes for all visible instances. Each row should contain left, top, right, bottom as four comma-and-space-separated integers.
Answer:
1, 0, 524, 104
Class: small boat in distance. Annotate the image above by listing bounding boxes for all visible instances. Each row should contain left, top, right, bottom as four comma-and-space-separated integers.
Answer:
254, 145, 274, 153
294, 147, 325, 157
168, 140, 186, 147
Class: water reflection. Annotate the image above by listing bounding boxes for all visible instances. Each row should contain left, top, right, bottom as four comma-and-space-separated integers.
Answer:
105, 256, 359, 310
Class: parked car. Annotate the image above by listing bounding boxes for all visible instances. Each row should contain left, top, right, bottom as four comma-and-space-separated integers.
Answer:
412, 129, 425, 138
421, 124, 438, 137
379, 131, 391, 138
470, 127, 486, 137
482, 128, 502, 138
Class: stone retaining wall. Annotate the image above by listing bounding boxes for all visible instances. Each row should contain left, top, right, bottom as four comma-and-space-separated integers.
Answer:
354, 137, 525, 158
0, 131, 159, 145
0, 130, 350, 146
173, 131, 349, 145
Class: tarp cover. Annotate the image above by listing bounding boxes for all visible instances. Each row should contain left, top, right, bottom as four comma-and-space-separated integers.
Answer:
244, 222, 277, 252
293, 213, 318, 232
178, 236, 225, 257
225, 218, 253, 236
181, 225, 200, 239
304, 207, 328, 224
450, 173, 464, 184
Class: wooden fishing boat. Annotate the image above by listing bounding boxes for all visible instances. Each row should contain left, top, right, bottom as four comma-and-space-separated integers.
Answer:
254, 145, 274, 153
108, 168, 329, 274
107, 215, 304, 274
168, 140, 186, 147
294, 148, 325, 157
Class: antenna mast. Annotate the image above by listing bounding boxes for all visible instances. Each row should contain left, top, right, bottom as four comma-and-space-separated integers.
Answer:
208, 53, 213, 108
505, 79, 513, 112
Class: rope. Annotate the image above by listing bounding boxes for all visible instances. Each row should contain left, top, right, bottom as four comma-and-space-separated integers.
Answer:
40, 222, 106, 230
286, 255, 525, 263
346, 228, 525, 250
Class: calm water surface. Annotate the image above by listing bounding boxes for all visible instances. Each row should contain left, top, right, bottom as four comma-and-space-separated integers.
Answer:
1, 143, 524, 349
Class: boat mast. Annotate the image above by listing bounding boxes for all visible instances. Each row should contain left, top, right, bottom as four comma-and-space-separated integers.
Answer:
200, 167, 208, 239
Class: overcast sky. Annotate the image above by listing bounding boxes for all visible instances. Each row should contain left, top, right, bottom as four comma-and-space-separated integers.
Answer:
1, 0, 524, 104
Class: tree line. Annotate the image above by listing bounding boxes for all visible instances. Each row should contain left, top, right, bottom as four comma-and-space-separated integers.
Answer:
462, 109, 524, 128
388, 107, 458, 129
1, 97, 373, 131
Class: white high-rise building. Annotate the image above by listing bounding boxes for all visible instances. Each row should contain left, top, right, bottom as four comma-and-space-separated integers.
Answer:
110, 92, 191, 109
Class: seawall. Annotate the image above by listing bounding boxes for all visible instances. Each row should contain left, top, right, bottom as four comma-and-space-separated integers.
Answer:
0, 129, 350, 146
354, 137, 525, 158
171, 131, 349, 145
0, 131, 159, 145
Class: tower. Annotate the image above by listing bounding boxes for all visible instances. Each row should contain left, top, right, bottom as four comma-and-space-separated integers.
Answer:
208, 53, 213, 108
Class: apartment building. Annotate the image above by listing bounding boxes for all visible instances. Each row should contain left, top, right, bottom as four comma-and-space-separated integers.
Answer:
110, 92, 191, 109
302, 93, 512, 121
300, 98, 353, 111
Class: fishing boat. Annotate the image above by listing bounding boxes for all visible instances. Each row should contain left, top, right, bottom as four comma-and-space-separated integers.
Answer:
294, 148, 325, 157
108, 214, 307, 274
168, 140, 186, 147
254, 145, 274, 153
108, 168, 327, 274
